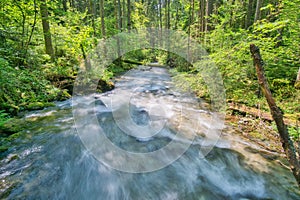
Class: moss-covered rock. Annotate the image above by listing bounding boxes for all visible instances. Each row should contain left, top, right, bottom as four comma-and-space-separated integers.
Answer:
25, 102, 55, 111
0, 118, 28, 135
0, 145, 9, 153
56, 89, 71, 101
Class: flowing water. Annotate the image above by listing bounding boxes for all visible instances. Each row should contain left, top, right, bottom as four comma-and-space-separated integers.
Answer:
0, 67, 299, 199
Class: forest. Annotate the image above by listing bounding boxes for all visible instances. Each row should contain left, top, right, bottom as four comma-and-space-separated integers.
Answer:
1, 0, 299, 143
0, 0, 300, 198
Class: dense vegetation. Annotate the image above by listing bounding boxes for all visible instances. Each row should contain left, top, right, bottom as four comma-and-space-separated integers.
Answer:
0, 0, 299, 134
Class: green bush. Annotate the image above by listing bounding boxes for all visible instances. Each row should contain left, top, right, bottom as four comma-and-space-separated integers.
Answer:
0, 58, 61, 113
0, 110, 10, 128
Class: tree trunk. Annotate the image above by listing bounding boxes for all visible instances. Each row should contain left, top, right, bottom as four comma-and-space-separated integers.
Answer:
250, 44, 300, 188
197, 0, 201, 33
245, 0, 254, 28
100, 0, 106, 37
159, 0, 163, 30
118, 0, 123, 31
164, 0, 170, 29
191, 0, 195, 23
167, 0, 170, 29
40, 0, 54, 61
115, 0, 122, 66
62, 0, 68, 12
254, 0, 263, 23
159, 0, 163, 46
127, 0, 131, 31
14, 2, 26, 50
88, 0, 96, 37
165, 0, 171, 60
174, 3, 179, 30
295, 67, 300, 88
205, 0, 214, 32
198, 0, 205, 35
187, 0, 192, 63
229, 0, 236, 27
122, 0, 126, 30
201, 0, 205, 32
25, 0, 37, 58
69, 0, 74, 8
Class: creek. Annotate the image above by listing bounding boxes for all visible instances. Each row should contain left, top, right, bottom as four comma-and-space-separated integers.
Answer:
1, 67, 299, 199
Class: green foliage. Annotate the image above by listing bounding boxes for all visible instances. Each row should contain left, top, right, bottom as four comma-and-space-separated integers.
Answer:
0, 58, 61, 113
132, 2, 150, 28
289, 126, 300, 141
0, 110, 10, 128
0, 0, 298, 123
194, 0, 300, 114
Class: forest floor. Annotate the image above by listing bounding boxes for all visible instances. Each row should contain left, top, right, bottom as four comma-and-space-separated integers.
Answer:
224, 110, 300, 165
225, 113, 283, 154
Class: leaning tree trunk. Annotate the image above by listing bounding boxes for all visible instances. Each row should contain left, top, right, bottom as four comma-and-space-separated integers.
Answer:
40, 0, 54, 61
250, 44, 300, 187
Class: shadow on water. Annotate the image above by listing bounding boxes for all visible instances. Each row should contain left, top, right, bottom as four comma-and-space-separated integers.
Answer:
1, 67, 299, 199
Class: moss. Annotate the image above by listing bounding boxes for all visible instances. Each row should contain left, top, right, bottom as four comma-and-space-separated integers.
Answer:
57, 89, 71, 100
249, 131, 266, 141
0, 145, 9, 153
25, 102, 55, 110
0, 118, 28, 135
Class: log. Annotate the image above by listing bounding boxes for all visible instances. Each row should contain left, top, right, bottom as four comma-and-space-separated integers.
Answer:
250, 44, 300, 187
228, 102, 297, 126
121, 59, 143, 65
147, 63, 167, 68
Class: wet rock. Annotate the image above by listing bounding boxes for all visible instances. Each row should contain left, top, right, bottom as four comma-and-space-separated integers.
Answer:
95, 99, 106, 107
5, 154, 19, 163
130, 106, 150, 126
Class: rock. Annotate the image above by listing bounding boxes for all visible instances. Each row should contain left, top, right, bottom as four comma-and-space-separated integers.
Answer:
97, 79, 115, 92
0, 118, 25, 135
6, 154, 19, 163
26, 102, 56, 111
95, 99, 106, 106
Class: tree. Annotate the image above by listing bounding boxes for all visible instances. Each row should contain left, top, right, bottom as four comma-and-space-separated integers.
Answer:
205, 0, 214, 32
254, 0, 263, 22
198, 0, 206, 33
159, 0, 163, 30
250, 44, 300, 187
100, 0, 106, 37
40, 0, 54, 61
62, 0, 68, 12
127, 0, 131, 31
88, 0, 96, 36
118, 0, 123, 31
24, 0, 37, 59
245, 0, 255, 28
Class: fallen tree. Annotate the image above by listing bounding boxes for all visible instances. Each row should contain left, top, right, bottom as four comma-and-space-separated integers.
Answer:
250, 44, 300, 187
121, 59, 143, 65
228, 101, 297, 126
